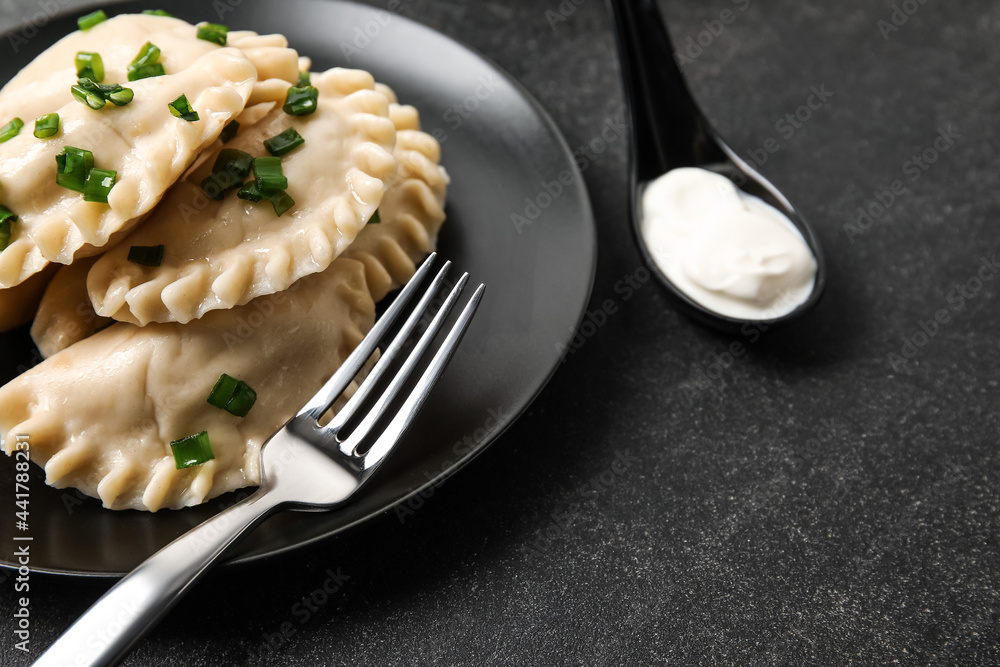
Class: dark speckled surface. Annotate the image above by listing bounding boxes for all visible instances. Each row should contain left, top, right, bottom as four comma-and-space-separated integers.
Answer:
1, 0, 999, 665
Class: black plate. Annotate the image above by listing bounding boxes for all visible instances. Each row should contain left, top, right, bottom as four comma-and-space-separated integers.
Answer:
0, 0, 596, 576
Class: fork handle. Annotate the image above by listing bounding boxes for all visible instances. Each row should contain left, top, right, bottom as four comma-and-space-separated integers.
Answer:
34, 488, 287, 667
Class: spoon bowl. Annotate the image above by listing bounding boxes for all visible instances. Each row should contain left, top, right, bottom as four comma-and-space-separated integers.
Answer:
608, 0, 826, 333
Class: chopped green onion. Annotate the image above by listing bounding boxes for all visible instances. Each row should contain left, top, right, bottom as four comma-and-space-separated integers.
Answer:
107, 86, 134, 106
75, 52, 104, 82
73, 78, 133, 109
131, 63, 165, 80
202, 148, 254, 199
83, 168, 116, 203
219, 120, 239, 143
56, 146, 95, 193
369, 209, 381, 224
0, 118, 24, 143
142, 9, 173, 16
71, 83, 106, 109
196, 22, 228, 46
127, 244, 164, 266
236, 181, 263, 202
168, 94, 199, 122
297, 71, 311, 86
237, 182, 294, 216
265, 189, 295, 216
77, 10, 107, 31
283, 85, 319, 116
263, 127, 305, 156
214, 148, 255, 179
206, 373, 257, 417
0, 206, 17, 251
253, 156, 287, 191
170, 431, 214, 469
33, 113, 59, 139
128, 42, 164, 81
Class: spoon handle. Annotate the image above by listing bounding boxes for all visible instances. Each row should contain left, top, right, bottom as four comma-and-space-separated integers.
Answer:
607, 0, 726, 178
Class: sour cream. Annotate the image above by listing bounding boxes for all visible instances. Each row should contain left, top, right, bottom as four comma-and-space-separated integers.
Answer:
640, 167, 817, 320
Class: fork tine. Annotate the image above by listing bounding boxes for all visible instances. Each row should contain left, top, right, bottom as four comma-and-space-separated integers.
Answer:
359, 283, 485, 472
339, 273, 471, 456
297, 253, 443, 422
326, 258, 456, 434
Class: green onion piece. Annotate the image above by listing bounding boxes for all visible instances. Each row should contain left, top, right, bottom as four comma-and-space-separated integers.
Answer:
0, 118, 24, 143
75, 52, 104, 82
83, 168, 116, 203
369, 209, 381, 224
206, 373, 257, 417
73, 78, 134, 108
55, 146, 95, 193
196, 22, 228, 46
33, 113, 60, 139
296, 71, 310, 86
71, 83, 106, 110
264, 189, 295, 217
236, 181, 263, 202
128, 42, 163, 81
219, 120, 239, 143
214, 148, 254, 179
130, 63, 165, 80
168, 94, 199, 122
77, 10, 107, 31
263, 127, 305, 156
237, 182, 294, 215
127, 244, 164, 266
0, 206, 17, 251
107, 87, 134, 106
170, 431, 214, 469
253, 157, 287, 191
200, 175, 229, 201
282, 85, 319, 116
202, 148, 254, 199
142, 9, 173, 16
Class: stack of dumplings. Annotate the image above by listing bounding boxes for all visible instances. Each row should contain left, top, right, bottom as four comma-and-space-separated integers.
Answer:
0, 12, 449, 511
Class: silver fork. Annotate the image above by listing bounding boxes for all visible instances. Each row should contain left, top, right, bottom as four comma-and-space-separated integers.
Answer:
34, 254, 484, 667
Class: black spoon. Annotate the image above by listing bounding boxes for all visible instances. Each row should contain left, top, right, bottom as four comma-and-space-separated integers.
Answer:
608, 0, 826, 333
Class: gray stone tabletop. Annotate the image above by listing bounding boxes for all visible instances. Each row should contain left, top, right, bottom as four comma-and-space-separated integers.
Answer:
1, 0, 998, 665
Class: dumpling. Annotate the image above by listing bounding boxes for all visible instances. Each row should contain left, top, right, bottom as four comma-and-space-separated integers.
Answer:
1, 90, 448, 511
0, 13, 299, 123
0, 265, 58, 332
30, 257, 110, 357
342, 91, 449, 301
0, 47, 258, 288
0, 258, 376, 511
86, 67, 398, 325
